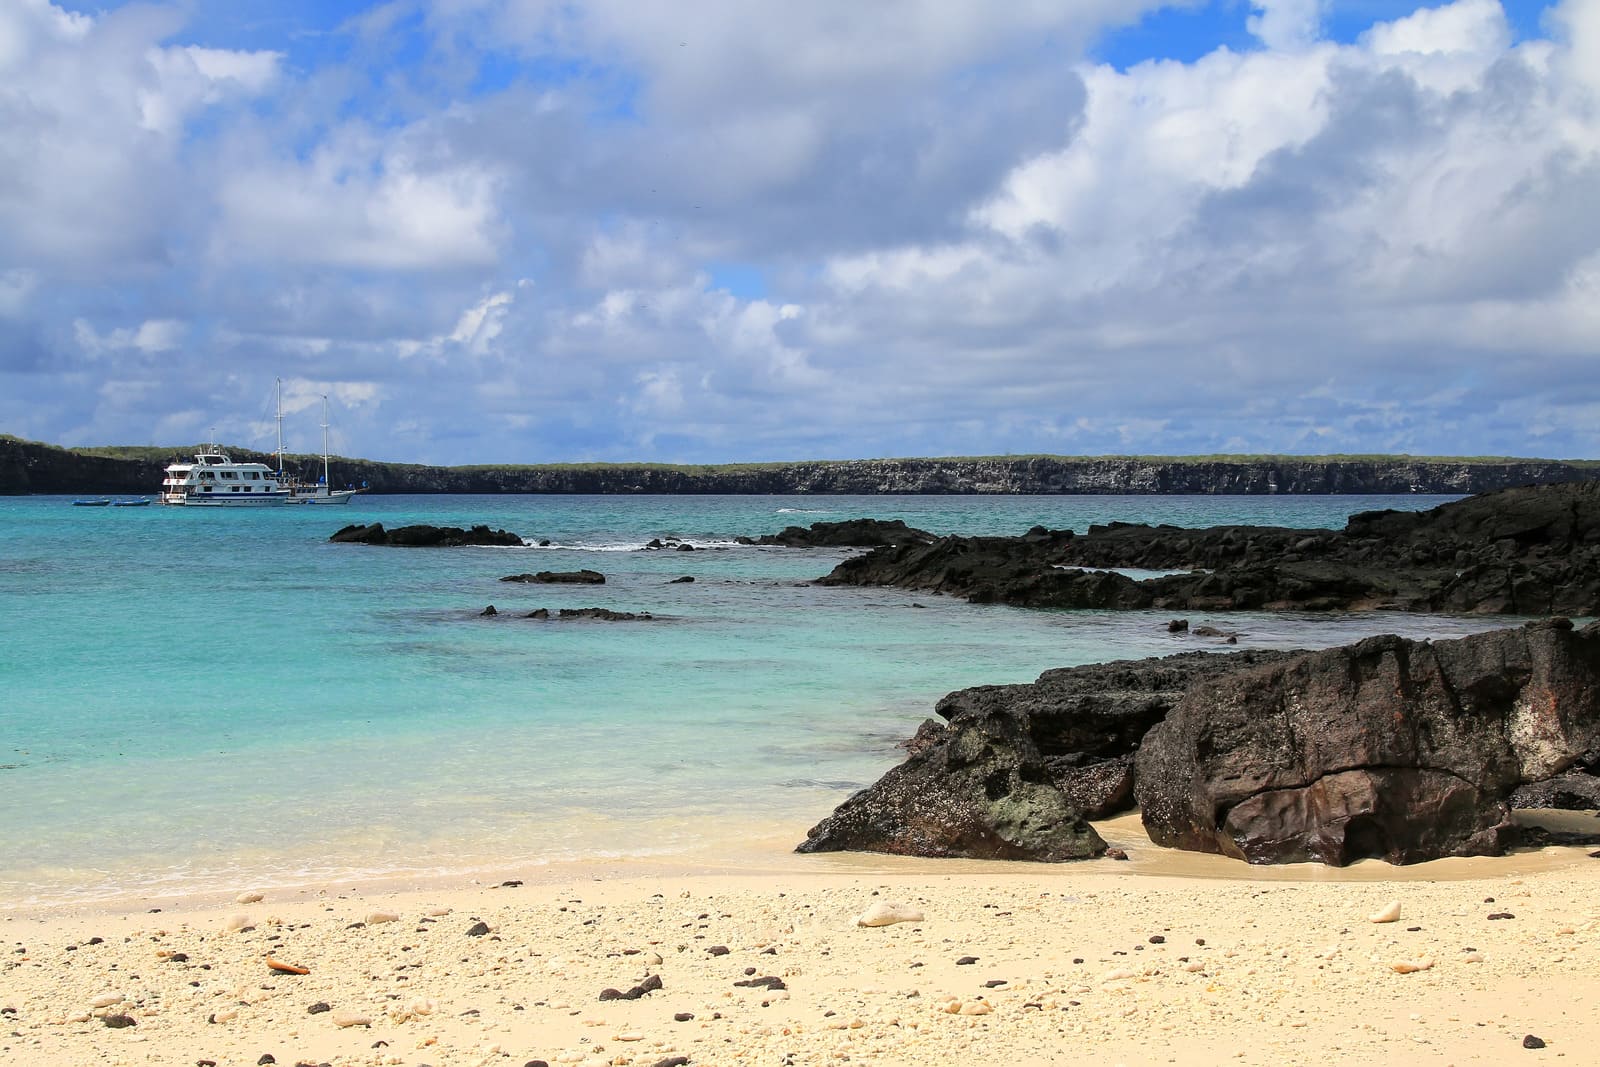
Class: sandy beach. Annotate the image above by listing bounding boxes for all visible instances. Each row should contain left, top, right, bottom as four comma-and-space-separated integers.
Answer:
5, 813, 1597, 1067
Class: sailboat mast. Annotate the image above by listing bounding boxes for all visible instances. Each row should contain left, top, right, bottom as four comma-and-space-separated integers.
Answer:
275, 378, 285, 475
321, 395, 331, 486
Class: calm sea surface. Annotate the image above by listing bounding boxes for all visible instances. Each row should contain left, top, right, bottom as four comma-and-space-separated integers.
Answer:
0, 493, 1520, 906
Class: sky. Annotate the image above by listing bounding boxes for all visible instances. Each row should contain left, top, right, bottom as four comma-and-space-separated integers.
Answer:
1, 0, 1598, 466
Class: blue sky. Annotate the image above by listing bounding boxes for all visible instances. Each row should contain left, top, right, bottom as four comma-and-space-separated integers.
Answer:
4, 0, 1599, 465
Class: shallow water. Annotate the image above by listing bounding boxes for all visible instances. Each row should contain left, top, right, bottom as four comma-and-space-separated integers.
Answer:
0, 492, 1521, 906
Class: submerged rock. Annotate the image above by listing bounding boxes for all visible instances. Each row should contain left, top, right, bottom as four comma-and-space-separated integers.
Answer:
500, 569, 605, 584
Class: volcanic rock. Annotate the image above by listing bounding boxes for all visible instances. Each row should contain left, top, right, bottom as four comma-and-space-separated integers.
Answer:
739, 518, 938, 549
500, 569, 605, 584
1134, 620, 1600, 865
330, 523, 524, 547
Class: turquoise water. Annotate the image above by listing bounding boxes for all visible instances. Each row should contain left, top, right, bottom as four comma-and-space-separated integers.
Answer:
0, 493, 1517, 905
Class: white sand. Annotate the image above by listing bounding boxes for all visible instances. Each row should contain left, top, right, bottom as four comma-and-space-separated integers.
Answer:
3, 814, 1597, 1066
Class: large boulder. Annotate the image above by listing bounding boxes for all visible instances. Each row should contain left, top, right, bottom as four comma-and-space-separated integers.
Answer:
796, 707, 1107, 861
1134, 619, 1600, 865
796, 649, 1287, 859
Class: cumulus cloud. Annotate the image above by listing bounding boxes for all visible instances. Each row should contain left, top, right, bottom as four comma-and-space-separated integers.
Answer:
4, 0, 1600, 463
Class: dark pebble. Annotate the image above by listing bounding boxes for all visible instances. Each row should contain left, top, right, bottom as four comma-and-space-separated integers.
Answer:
198, 1061, 217, 1066
956, 956, 978, 965
257, 1057, 276, 1066
1589, 850, 1600, 858
1524, 1034, 1546, 1049
1196, 938, 1205, 946
1104, 848, 1129, 861
733, 976, 786, 991
169, 952, 189, 963
984, 980, 1006, 988
707, 945, 729, 956
466, 921, 491, 936
744, 966, 756, 975
1485, 897, 1495, 903
1148, 935, 1165, 944
1072, 958, 1084, 964
674, 1012, 695, 1022
87, 937, 104, 946
308, 1002, 331, 1014
1488, 912, 1516, 920
652, 1058, 691, 1067
102, 1014, 137, 1028
524, 1061, 550, 1067
500, 880, 523, 888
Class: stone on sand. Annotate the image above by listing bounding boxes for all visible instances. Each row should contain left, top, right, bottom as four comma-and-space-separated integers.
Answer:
856, 901, 925, 927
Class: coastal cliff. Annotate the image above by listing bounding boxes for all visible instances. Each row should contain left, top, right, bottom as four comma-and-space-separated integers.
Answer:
2, 434, 1596, 495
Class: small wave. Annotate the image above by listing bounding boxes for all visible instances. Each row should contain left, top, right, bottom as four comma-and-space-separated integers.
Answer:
776, 508, 833, 515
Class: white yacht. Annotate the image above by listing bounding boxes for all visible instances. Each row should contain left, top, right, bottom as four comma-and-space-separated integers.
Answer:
159, 450, 291, 506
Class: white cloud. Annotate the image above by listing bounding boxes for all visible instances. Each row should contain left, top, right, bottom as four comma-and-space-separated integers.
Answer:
1247, 0, 1325, 52
216, 136, 503, 270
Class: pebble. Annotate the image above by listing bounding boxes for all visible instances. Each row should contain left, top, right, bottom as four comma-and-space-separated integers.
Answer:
332, 1011, 372, 1028
1390, 958, 1435, 974
1370, 901, 1402, 924
90, 993, 124, 1009
235, 892, 265, 904
366, 911, 400, 925
1524, 1034, 1546, 1049
855, 902, 925, 928
959, 1001, 992, 1016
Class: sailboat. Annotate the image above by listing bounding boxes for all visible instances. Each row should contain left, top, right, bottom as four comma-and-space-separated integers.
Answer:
275, 381, 365, 505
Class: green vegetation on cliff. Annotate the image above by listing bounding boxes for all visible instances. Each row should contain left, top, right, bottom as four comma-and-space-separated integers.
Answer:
2, 433, 1596, 495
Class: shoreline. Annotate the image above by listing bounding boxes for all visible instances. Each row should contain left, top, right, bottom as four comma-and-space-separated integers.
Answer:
9, 809, 1597, 922
5, 820, 1597, 1066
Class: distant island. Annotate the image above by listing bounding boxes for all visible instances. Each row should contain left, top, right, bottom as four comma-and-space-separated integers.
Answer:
3, 433, 1597, 495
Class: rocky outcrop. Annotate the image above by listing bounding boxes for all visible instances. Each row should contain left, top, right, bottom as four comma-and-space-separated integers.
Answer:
821, 482, 1600, 616
801, 621, 1600, 865
329, 523, 524, 547
737, 519, 936, 548
1134, 620, 1600, 865
524, 607, 654, 621
501, 569, 605, 584
6, 435, 1599, 495
796, 650, 1287, 860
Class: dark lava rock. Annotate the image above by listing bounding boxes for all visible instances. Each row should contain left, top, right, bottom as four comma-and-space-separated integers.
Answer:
1524, 1035, 1546, 1049
670, 576, 695, 583
1509, 771, 1600, 810
798, 650, 1285, 861
526, 608, 549, 619
480, 605, 498, 616
819, 482, 1600, 616
740, 518, 938, 549
557, 608, 652, 621
101, 1014, 136, 1028
1135, 620, 1600, 865
307, 1002, 331, 1014
1167, 619, 1189, 633
331, 523, 524, 548
465, 921, 491, 937
500, 569, 605, 584
598, 974, 663, 1001
257, 1057, 276, 1065
733, 976, 787, 990
651, 1058, 691, 1067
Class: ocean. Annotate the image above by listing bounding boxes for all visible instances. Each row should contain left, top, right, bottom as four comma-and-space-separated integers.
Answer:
0, 493, 1520, 907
